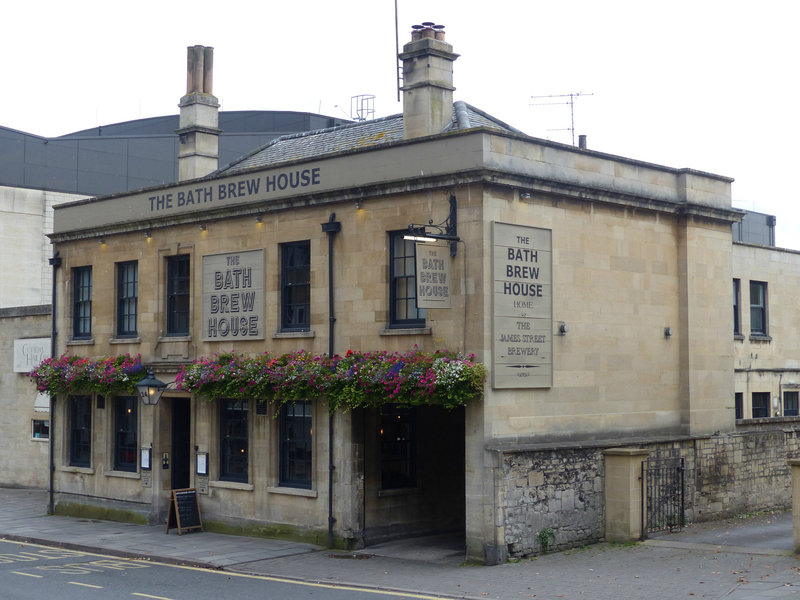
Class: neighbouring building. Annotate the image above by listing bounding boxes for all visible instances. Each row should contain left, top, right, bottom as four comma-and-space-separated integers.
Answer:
37, 27, 800, 563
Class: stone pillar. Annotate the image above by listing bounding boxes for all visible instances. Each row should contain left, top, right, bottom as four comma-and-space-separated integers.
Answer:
604, 447, 650, 542
788, 458, 800, 553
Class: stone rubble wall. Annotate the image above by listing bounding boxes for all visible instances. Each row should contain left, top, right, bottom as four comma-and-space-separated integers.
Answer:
499, 427, 800, 558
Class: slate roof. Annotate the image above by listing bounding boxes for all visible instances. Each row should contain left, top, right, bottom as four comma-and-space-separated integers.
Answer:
218, 102, 523, 175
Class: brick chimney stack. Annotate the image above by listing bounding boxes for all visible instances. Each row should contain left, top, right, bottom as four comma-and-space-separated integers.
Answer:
177, 45, 220, 181
399, 23, 459, 139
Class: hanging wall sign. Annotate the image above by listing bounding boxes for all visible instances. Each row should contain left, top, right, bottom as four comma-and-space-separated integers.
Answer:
492, 222, 553, 388
202, 249, 265, 341
415, 243, 451, 309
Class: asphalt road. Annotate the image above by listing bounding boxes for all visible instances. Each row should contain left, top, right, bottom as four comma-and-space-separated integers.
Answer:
0, 539, 446, 600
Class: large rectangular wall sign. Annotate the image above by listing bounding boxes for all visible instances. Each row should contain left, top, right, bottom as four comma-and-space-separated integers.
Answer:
492, 222, 552, 388
202, 249, 265, 341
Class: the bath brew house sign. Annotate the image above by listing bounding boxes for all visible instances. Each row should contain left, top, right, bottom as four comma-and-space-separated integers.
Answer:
202, 249, 265, 341
492, 222, 553, 388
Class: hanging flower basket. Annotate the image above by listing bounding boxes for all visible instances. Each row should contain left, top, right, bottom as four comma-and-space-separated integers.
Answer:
175, 349, 486, 412
28, 353, 146, 396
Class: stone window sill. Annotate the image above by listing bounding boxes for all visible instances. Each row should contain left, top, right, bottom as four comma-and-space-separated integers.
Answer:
59, 466, 95, 475
267, 486, 317, 498
209, 480, 253, 492
380, 327, 432, 336
273, 330, 315, 339
110, 337, 141, 345
105, 470, 140, 480
749, 334, 772, 343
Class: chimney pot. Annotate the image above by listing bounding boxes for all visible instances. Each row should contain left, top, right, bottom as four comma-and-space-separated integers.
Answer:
578, 134, 587, 149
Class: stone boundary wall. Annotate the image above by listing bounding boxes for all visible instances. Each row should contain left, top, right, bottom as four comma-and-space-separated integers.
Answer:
497, 427, 800, 558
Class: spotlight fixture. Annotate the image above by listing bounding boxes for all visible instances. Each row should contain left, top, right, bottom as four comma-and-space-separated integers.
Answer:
520, 192, 532, 199
144, 230, 152, 239
199, 223, 207, 231
558, 322, 569, 335
98, 237, 105, 245
403, 195, 460, 256
664, 327, 673, 337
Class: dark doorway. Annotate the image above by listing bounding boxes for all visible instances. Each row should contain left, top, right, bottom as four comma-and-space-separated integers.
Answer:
364, 405, 465, 544
171, 398, 191, 489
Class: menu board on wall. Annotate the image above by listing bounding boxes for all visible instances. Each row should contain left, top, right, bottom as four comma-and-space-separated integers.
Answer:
202, 249, 265, 341
492, 222, 553, 388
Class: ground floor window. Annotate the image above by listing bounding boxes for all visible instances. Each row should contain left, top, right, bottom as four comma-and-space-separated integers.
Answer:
752, 392, 770, 419
279, 400, 312, 489
380, 404, 416, 490
220, 399, 248, 482
69, 395, 92, 467
785, 391, 799, 417
32, 419, 49, 439
113, 396, 138, 472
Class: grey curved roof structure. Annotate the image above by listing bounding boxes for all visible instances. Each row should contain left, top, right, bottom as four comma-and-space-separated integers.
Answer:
0, 111, 350, 197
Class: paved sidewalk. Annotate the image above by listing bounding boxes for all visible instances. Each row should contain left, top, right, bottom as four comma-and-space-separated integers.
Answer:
2, 486, 800, 599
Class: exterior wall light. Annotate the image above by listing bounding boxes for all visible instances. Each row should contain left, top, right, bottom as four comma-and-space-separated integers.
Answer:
199, 223, 207, 231
558, 322, 569, 335
135, 369, 168, 406
520, 192, 532, 199
405, 194, 460, 256
664, 327, 673, 337
144, 230, 152, 239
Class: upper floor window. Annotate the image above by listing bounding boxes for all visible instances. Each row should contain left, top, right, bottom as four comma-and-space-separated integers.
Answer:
72, 266, 92, 339
279, 400, 313, 489
220, 399, 248, 483
117, 261, 138, 337
281, 241, 311, 331
785, 391, 799, 417
69, 395, 92, 467
749, 280, 768, 336
752, 391, 770, 419
389, 231, 425, 327
113, 396, 138, 472
733, 279, 741, 336
166, 255, 190, 336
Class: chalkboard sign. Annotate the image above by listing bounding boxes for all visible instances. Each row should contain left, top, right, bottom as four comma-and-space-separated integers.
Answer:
165, 488, 203, 535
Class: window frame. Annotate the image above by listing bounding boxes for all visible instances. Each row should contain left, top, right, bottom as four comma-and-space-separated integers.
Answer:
69, 395, 92, 467
72, 266, 92, 339
389, 231, 425, 328
116, 260, 138, 338
280, 240, 311, 331
749, 280, 768, 336
219, 399, 249, 483
734, 392, 743, 420
751, 391, 770, 419
166, 254, 191, 336
784, 391, 799, 417
113, 396, 138, 472
279, 400, 313, 489
733, 278, 741, 336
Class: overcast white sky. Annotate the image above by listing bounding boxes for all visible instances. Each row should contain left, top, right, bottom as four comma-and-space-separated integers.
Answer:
3, 1, 798, 247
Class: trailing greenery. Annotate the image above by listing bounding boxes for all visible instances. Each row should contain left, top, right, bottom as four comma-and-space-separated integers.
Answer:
28, 353, 145, 396
28, 349, 487, 412
537, 527, 555, 553
176, 349, 486, 412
